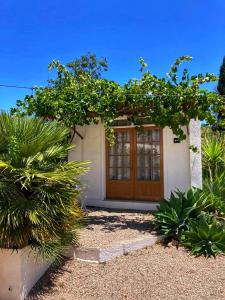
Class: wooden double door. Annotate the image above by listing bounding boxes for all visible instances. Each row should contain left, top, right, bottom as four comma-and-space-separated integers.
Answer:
106, 127, 163, 201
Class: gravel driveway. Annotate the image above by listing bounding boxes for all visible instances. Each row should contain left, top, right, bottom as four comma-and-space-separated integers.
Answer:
28, 244, 225, 300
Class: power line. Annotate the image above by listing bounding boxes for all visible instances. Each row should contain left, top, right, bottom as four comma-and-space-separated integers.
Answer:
0, 83, 155, 96
0, 84, 34, 90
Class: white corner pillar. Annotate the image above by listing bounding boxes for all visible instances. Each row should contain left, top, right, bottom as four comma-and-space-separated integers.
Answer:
189, 119, 202, 189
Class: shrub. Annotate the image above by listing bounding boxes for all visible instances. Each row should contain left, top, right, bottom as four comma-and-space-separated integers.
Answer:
182, 214, 225, 257
202, 130, 225, 180
154, 128, 225, 257
154, 189, 203, 240
0, 113, 88, 260
201, 173, 225, 215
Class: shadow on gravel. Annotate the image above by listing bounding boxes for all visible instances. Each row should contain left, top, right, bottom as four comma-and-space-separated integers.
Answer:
84, 207, 155, 233
27, 258, 71, 300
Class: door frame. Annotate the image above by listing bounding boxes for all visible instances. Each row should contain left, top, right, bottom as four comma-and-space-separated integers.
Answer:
105, 125, 164, 201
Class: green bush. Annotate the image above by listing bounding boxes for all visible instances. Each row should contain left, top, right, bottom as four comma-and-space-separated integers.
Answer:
182, 214, 225, 257
154, 189, 203, 240
202, 129, 225, 180
154, 186, 225, 257
201, 173, 225, 215
154, 129, 225, 257
0, 113, 88, 260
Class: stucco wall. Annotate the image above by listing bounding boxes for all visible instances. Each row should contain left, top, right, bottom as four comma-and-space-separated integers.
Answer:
0, 247, 50, 300
189, 119, 202, 188
163, 126, 191, 198
69, 124, 105, 202
69, 122, 201, 210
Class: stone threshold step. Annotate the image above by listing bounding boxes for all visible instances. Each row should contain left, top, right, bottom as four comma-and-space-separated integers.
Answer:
67, 233, 162, 263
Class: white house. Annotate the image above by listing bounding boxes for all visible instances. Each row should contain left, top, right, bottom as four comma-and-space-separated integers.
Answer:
69, 119, 202, 211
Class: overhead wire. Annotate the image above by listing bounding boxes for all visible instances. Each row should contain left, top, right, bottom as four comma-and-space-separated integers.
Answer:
0, 84, 34, 90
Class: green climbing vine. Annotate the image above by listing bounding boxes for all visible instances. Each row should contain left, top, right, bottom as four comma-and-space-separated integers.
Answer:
11, 53, 224, 142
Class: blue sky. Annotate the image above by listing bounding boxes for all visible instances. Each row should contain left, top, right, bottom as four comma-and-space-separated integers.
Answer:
0, 0, 225, 111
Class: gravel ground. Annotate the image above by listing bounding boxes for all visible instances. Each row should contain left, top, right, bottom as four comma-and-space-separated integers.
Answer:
78, 208, 155, 247
28, 208, 225, 300
28, 244, 225, 300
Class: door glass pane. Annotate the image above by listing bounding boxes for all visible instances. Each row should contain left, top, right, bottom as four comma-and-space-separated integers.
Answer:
117, 143, 123, 154
136, 128, 160, 181
146, 130, 152, 142
152, 155, 160, 168
111, 155, 130, 168
108, 131, 131, 180
152, 129, 160, 141
152, 168, 160, 180
109, 144, 115, 155
137, 132, 145, 143
109, 168, 117, 180
123, 143, 130, 155
144, 143, 152, 155
117, 132, 123, 142
144, 155, 151, 168
151, 143, 160, 155
137, 168, 144, 180
122, 168, 130, 180
145, 168, 151, 180
109, 156, 116, 167
122, 131, 130, 142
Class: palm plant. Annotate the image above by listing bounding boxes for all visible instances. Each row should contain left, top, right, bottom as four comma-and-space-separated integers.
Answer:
0, 113, 88, 260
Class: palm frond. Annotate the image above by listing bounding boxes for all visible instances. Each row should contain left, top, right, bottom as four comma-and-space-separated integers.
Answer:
0, 113, 88, 260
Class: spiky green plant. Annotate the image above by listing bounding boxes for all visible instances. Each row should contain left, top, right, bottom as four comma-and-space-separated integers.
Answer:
202, 130, 225, 180
154, 189, 203, 240
201, 173, 225, 215
0, 113, 88, 260
182, 214, 225, 257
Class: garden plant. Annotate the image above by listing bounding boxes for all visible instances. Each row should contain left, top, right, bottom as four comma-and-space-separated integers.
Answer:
155, 128, 225, 257
0, 112, 88, 261
182, 214, 225, 257
11, 53, 224, 143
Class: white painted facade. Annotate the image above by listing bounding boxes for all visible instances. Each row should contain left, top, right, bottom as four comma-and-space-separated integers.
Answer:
69, 120, 202, 210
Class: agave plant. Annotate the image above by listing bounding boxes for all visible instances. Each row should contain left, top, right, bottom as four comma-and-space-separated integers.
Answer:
0, 113, 88, 260
182, 214, 225, 257
154, 188, 203, 240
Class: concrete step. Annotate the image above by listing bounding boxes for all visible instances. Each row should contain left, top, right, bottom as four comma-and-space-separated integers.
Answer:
66, 233, 162, 263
